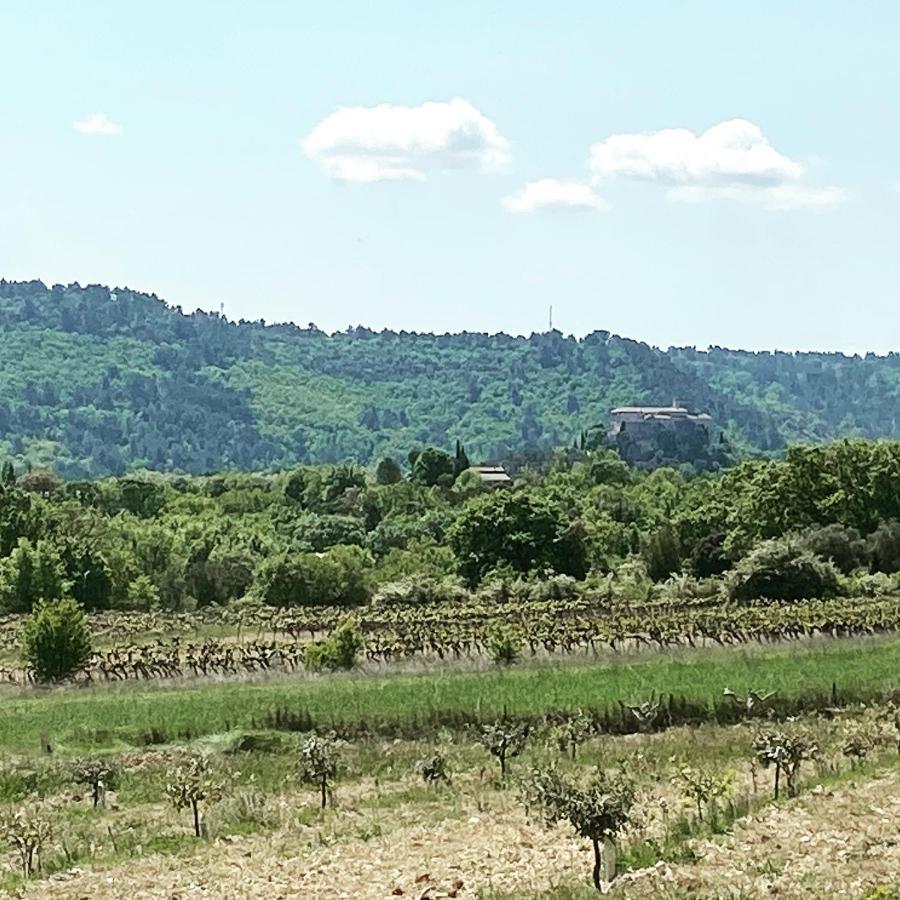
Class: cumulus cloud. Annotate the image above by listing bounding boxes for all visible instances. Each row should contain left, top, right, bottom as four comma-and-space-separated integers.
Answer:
302, 98, 510, 182
503, 178, 608, 213
587, 118, 841, 209
73, 113, 123, 136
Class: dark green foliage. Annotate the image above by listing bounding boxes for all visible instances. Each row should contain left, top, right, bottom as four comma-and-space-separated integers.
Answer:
374, 457, 402, 485
641, 525, 682, 582
727, 539, 840, 603
410, 447, 455, 486
254, 546, 371, 607
0, 539, 66, 613
796, 524, 867, 575
7, 281, 900, 479
21, 597, 92, 681
689, 530, 730, 578
448, 491, 587, 584
867, 520, 900, 574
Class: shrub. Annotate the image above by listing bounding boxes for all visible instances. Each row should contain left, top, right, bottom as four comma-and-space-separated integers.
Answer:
796, 523, 867, 575
727, 539, 839, 603
487, 625, 523, 666
21, 597, 92, 681
254, 546, 372, 607
303, 616, 364, 672
415, 751, 452, 786
867, 520, 900, 574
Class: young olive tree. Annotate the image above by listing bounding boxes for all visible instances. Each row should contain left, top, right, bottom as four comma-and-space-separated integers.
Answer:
299, 732, 343, 809
521, 766, 634, 890
3, 806, 53, 878
72, 758, 118, 808
165, 754, 223, 837
753, 727, 818, 799
675, 765, 732, 822
415, 751, 452, 786
478, 721, 529, 777
551, 710, 592, 761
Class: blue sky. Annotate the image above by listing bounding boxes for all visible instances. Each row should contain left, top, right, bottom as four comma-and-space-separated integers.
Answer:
1, 1, 898, 351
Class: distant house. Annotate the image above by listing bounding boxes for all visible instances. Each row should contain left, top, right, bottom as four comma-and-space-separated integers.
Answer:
608, 402, 717, 469
470, 465, 512, 486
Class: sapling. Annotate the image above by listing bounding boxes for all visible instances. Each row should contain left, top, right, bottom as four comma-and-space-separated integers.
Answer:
753, 727, 818, 799
415, 751, 452, 786
298, 731, 343, 808
165, 754, 223, 837
2, 805, 53, 878
478, 721, 529, 777
72, 758, 118, 808
552, 710, 592, 761
520, 765, 634, 890
675, 765, 732, 822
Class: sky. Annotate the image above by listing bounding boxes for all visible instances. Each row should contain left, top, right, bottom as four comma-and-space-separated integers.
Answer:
1, 0, 898, 352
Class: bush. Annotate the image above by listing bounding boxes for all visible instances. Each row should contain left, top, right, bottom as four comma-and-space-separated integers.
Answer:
254, 546, 371, 607
487, 625, 523, 666
304, 616, 364, 671
867, 520, 900, 574
796, 523, 867, 574
727, 539, 839, 603
21, 597, 92, 681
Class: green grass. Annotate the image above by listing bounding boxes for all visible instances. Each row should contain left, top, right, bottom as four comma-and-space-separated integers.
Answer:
3, 635, 900, 754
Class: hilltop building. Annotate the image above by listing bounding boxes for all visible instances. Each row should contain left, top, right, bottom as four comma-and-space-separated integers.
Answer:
608, 402, 719, 469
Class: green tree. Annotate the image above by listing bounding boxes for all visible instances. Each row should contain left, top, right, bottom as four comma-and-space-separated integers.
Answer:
375, 457, 402, 485
254, 546, 371, 607
21, 597, 92, 681
410, 447, 455, 487
0, 539, 66, 613
448, 491, 586, 584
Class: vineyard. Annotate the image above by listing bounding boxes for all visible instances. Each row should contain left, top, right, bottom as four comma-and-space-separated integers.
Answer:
3, 588, 900, 685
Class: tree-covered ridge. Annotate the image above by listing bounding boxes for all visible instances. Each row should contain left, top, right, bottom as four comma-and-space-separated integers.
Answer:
1, 279, 899, 477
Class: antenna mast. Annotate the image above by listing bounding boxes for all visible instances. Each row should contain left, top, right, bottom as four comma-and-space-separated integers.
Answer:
548, 304, 553, 332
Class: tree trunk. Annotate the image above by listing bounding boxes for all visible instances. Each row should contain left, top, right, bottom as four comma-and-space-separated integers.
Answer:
192, 800, 201, 837
774, 761, 781, 800
601, 837, 617, 884
499, 752, 506, 777
591, 837, 602, 891
321, 777, 327, 809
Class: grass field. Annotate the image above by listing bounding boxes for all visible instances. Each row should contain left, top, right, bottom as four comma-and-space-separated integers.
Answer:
4, 633, 900, 754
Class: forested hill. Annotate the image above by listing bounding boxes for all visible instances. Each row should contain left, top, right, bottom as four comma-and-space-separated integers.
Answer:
1, 279, 899, 478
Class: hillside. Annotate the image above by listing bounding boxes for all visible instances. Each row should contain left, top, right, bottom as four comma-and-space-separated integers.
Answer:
1, 279, 899, 478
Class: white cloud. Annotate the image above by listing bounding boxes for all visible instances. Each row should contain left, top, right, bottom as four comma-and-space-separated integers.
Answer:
73, 113, 123, 136
589, 119, 800, 185
503, 178, 608, 213
587, 118, 841, 209
669, 183, 847, 210
301, 98, 510, 182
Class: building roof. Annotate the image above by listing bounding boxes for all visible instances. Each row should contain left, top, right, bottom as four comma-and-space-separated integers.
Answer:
470, 465, 512, 483
611, 405, 692, 415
